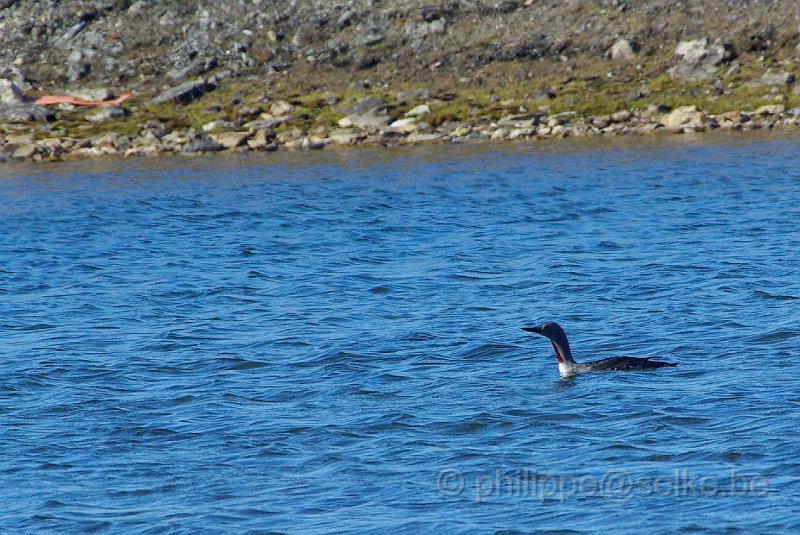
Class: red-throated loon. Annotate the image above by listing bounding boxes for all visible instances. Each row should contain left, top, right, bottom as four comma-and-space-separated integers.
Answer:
522, 322, 676, 377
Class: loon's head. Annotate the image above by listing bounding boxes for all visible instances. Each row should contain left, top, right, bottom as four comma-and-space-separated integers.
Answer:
522, 321, 576, 371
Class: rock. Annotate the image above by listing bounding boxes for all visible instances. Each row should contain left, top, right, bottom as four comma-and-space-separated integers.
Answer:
715, 111, 748, 123
93, 132, 130, 150
0, 142, 19, 156
326, 129, 362, 145
85, 107, 127, 122
151, 79, 210, 105
610, 39, 636, 61
54, 21, 87, 48
277, 128, 305, 143
669, 38, 731, 82
397, 89, 431, 101
660, 105, 708, 127
530, 87, 556, 101
451, 125, 473, 137
127, 0, 147, 14
12, 143, 41, 159
5, 133, 33, 144
302, 136, 325, 149
404, 20, 447, 40
270, 100, 294, 116
745, 70, 795, 88
182, 135, 224, 152
167, 58, 218, 82
243, 117, 292, 130
405, 132, 444, 143
202, 120, 237, 132
38, 137, 68, 150
211, 131, 254, 148
283, 138, 304, 150
337, 96, 385, 115
752, 104, 785, 116
405, 132, 443, 143
508, 127, 535, 139
68, 88, 114, 101
338, 111, 392, 130
388, 117, 418, 132
592, 116, 611, 129
124, 145, 164, 157
643, 103, 671, 117
611, 110, 633, 122
66, 49, 95, 81
0, 103, 54, 121
131, 131, 162, 148
405, 104, 430, 117
379, 130, 406, 144
498, 113, 540, 128
355, 29, 384, 47
0, 79, 27, 104
246, 129, 276, 149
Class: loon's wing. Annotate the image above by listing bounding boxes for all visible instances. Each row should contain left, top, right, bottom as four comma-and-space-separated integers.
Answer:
585, 356, 676, 371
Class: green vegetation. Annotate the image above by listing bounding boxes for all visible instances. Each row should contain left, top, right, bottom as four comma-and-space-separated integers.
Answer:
33, 67, 800, 143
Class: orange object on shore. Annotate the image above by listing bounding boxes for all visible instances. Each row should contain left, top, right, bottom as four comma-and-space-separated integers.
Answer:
34, 93, 130, 107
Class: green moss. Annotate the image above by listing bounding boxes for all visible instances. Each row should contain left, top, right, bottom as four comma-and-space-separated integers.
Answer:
36, 68, 798, 144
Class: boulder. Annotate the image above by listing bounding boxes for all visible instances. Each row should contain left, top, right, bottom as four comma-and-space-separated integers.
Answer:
405, 132, 443, 143
0, 79, 27, 104
660, 105, 708, 127
745, 70, 795, 88
66, 49, 95, 81
5, 133, 34, 144
202, 120, 237, 132
0, 103, 54, 121
405, 104, 430, 117
611, 110, 634, 122
211, 131, 254, 148
12, 143, 42, 159
336, 96, 385, 115
338, 111, 392, 130
751, 104, 785, 116
302, 136, 325, 149
182, 135, 224, 152
669, 38, 730, 82
246, 129, 276, 149
388, 117, 418, 132
85, 107, 127, 122
269, 100, 294, 116
715, 111, 748, 124
151, 79, 210, 105
68, 88, 114, 101
610, 39, 636, 62
326, 129, 362, 145
355, 29, 384, 47
397, 89, 431, 101
93, 132, 130, 150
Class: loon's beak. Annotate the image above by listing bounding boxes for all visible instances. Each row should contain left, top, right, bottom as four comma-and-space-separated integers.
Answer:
522, 326, 543, 334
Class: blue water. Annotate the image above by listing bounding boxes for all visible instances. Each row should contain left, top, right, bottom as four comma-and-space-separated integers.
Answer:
2, 133, 800, 533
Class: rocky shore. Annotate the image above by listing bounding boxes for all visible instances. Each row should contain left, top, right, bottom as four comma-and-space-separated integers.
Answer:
2, 97, 799, 163
2, 0, 800, 163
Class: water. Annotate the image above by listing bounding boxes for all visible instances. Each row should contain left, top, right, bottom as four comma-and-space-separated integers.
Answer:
2, 132, 800, 533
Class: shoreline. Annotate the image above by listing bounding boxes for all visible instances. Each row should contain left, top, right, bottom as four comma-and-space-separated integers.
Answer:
2, 100, 799, 164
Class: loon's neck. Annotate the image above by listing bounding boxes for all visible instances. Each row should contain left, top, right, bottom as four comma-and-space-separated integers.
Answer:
550, 340, 578, 377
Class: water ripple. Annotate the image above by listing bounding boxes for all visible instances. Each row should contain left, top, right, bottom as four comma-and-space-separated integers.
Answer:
2, 134, 800, 532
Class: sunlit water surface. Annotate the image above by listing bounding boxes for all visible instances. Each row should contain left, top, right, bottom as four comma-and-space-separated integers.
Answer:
2, 132, 800, 533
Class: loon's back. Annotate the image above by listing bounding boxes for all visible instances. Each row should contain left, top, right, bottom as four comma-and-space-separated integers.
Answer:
581, 356, 677, 372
